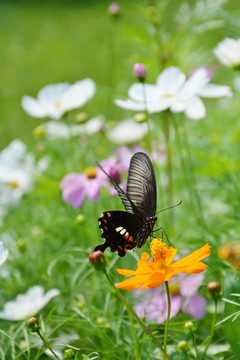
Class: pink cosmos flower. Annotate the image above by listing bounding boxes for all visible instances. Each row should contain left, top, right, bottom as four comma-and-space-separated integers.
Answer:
60, 157, 128, 209
134, 273, 206, 322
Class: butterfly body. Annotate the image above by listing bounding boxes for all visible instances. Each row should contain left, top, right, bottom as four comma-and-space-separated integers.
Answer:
94, 152, 157, 257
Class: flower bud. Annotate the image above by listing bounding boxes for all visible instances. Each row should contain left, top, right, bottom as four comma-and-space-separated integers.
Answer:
218, 242, 240, 269
33, 125, 46, 138
108, 2, 121, 16
76, 214, 85, 224
207, 281, 222, 299
133, 63, 147, 81
184, 321, 196, 335
177, 340, 190, 354
64, 348, 75, 360
75, 112, 89, 124
133, 112, 147, 123
27, 317, 40, 332
89, 250, 107, 269
17, 238, 27, 253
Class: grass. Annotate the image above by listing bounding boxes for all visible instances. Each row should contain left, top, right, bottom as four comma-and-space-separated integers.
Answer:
1, 0, 240, 359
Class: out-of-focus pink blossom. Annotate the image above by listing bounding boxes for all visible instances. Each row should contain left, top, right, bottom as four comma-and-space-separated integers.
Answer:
133, 63, 147, 81
134, 273, 206, 323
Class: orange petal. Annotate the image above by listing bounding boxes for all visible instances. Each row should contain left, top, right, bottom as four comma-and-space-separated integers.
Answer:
175, 262, 208, 274
166, 247, 178, 266
170, 244, 211, 268
116, 273, 154, 290
117, 269, 138, 276
139, 272, 166, 290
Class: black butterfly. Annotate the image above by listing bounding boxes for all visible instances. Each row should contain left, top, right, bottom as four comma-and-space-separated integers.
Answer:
94, 152, 157, 257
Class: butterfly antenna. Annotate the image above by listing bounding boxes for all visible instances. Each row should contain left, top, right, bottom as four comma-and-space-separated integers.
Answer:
153, 225, 172, 246
156, 200, 182, 215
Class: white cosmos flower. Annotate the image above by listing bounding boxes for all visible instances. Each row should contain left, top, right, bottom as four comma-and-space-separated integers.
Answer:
0, 140, 49, 225
107, 119, 148, 144
39, 116, 104, 140
214, 38, 240, 68
0, 285, 60, 320
21, 78, 96, 120
0, 242, 8, 266
115, 66, 232, 120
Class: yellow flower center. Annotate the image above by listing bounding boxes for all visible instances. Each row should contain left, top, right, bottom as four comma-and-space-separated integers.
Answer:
150, 238, 171, 266
8, 181, 19, 189
169, 283, 180, 296
84, 167, 97, 179
162, 94, 174, 98
55, 101, 61, 108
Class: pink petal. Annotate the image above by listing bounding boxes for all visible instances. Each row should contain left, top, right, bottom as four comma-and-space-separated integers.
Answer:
180, 274, 205, 297
183, 293, 206, 319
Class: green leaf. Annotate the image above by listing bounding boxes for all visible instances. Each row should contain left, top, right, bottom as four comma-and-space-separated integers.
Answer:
224, 274, 240, 358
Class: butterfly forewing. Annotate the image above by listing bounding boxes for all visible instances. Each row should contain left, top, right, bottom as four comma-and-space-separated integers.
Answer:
95, 161, 141, 216
127, 152, 157, 217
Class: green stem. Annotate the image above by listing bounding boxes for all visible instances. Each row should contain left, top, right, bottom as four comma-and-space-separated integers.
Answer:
164, 281, 171, 353
201, 299, 218, 360
103, 270, 171, 360
142, 82, 152, 155
162, 112, 173, 225
192, 334, 199, 360
36, 330, 60, 360
181, 117, 207, 228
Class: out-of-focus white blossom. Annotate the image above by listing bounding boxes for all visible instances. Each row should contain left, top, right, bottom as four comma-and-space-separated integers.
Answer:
214, 38, 240, 69
107, 119, 148, 144
0, 242, 8, 266
36, 116, 104, 140
0, 285, 60, 320
21, 79, 96, 120
115, 66, 232, 120
0, 140, 49, 225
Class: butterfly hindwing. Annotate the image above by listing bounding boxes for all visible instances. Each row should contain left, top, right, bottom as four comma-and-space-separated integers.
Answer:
95, 211, 144, 257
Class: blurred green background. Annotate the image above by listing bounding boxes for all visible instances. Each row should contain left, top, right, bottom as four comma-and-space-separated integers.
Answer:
1, 0, 240, 149
0, 0, 147, 148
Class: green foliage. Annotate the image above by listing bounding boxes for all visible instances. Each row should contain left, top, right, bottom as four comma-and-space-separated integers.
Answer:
1, 0, 240, 359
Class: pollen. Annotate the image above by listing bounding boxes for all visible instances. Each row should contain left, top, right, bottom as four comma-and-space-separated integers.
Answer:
150, 238, 171, 265
55, 101, 61, 108
162, 94, 174, 98
169, 283, 180, 296
84, 167, 97, 179
8, 181, 20, 189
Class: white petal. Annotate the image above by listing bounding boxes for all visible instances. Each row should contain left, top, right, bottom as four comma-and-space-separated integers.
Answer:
156, 66, 186, 95
214, 38, 240, 67
147, 97, 176, 113
61, 78, 96, 111
0, 285, 60, 320
107, 119, 147, 144
128, 83, 160, 102
178, 68, 210, 101
198, 83, 232, 98
21, 96, 49, 118
114, 99, 146, 111
82, 116, 104, 134
184, 96, 206, 120
37, 83, 70, 102
170, 101, 187, 113
0, 242, 8, 266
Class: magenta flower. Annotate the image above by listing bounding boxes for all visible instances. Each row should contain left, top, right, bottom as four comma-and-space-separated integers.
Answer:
134, 273, 206, 323
60, 157, 128, 208
133, 63, 147, 81
60, 168, 102, 209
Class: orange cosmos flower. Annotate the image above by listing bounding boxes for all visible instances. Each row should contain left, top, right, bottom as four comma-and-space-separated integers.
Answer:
116, 239, 211, 290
